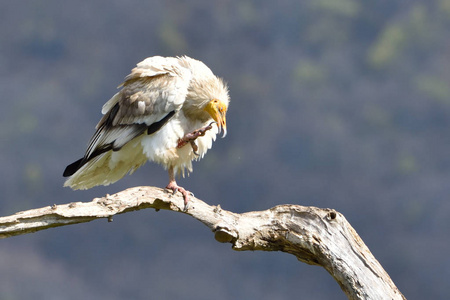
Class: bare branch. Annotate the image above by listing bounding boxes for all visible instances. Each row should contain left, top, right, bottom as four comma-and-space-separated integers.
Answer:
0, 186, 405, 300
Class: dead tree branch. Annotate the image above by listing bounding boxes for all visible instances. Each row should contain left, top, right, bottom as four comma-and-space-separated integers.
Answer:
0, 186, 405, 300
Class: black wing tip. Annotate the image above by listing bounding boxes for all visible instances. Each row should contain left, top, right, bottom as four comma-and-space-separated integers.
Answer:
63, 158, 83, 177
147, 110, 175, 135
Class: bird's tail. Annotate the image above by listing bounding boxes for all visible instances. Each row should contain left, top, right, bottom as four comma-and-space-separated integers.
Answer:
63, 140, 147, 190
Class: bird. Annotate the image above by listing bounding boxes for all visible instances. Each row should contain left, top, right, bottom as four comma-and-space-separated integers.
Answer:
63, 56, 229, 206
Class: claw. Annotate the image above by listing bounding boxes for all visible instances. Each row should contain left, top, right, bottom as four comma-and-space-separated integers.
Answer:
190, 140, 199, 156
165, 180, 191, 211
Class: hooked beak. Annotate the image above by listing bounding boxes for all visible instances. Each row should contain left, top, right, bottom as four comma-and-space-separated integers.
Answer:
217, 113, 227, 138
204, 99, 227, 138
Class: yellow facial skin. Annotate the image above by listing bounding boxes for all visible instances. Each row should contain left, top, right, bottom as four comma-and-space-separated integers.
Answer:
203, 99, 227, 137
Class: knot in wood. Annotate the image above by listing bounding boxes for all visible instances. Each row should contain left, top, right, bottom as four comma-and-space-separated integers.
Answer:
326, 210, 337, 221
213, 225, 238, 243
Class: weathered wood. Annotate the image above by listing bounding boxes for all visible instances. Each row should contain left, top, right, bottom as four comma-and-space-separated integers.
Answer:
0, 186, 405, 300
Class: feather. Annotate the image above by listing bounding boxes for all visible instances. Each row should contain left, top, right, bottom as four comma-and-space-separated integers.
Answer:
63, 56, 229, 192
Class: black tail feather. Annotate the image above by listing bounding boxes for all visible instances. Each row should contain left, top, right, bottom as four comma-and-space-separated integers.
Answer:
63, 110, 176, 178
62, 146, 111, 177
63, 158, 84, 177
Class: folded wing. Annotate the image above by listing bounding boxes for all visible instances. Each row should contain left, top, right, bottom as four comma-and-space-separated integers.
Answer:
63, 57, 192, 188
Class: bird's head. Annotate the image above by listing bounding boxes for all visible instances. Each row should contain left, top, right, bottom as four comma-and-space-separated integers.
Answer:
181, 56, 229, 137
203, 98, 228, 137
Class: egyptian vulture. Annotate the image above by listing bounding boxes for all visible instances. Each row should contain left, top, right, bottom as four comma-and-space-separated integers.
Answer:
63, 56, 229, 204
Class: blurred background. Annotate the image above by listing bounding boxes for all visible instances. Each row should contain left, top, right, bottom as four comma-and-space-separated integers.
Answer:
1, 0, 450, 299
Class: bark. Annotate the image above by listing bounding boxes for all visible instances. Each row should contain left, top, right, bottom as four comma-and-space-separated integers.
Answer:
0, 186, 405, 300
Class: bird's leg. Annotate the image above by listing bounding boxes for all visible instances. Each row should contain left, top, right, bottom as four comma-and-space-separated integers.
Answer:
165, 166, 191, 210
176, 122, 216, 153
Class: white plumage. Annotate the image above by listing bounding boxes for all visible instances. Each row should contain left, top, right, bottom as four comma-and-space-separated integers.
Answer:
63, 56, 229, 202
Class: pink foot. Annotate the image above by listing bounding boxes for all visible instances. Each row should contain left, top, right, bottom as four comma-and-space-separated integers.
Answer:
177, 122, 216, 154
165, 180, 191, 209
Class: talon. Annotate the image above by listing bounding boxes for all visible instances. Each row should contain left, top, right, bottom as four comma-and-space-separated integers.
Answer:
171, 186, 178, 195
183, 202, 190, 212
165, 180, 191, 210
190, 140, 199, 156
